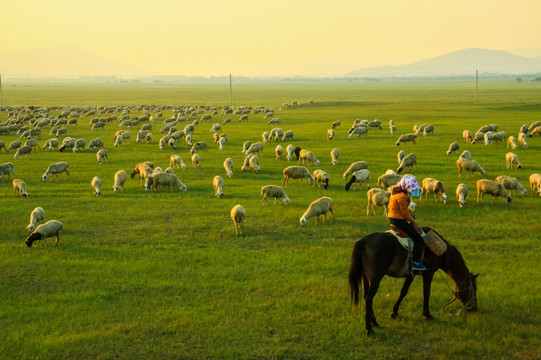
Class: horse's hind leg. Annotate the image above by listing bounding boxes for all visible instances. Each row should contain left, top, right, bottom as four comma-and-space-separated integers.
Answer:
365, 278, 382, 335
391, 275, 414, 319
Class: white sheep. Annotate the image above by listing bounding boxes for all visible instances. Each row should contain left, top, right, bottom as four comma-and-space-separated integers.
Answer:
112, 170, 128, 192
507, 136, 518, 149
282, 166, 314, 186
25, 220, 63, 247
312, 169, 330, 189
446, 142, 459, 155
528, 121, 541, 132
42, 138, 58, 151
330, 148, 339, 165
298, 149, 320, 166
345, 169, 370, 191
191, 153, 200, 168
495, 175, 528, 196
518, 132, 528, 148
72, 138, 86, 152
223, 158, 234, 178
332, 120, 341, 129
260, 185, 290, 205
456, 157, 486, 177
145, 172, 187, 192
245, 142, 264, 156
463, 130, 473, 143
247, 155, 261, 173
366, 188, 391, 216
42, 162, 70, 182
459, 150, 471, 160
95, 149, 108, 164
456, 183, 468, 208
327, 129, 335, 140
262, 131, 269, 143
529, 125, 541, 137
169, 154, 186, 169
390, 124, 396, 135
184, 133, 192, 147
300, 196, 334, 227
7, 140, 22, 153
14, 145, 33, 159
484, 131, 494, 145
12, 178, 29, 198
282, 130, 294, 141
210, 123, 221, 133
397, 153, 417, 174
348, 125, 368, 138
471, 131, 485, 144
377, 173, 402, 189
91, 176, 102, 196
342, 161, 368, 180
397, 150, 405, 164
519, 124, 529, 134
0, 162, 15, 182
422, 125, 434, 136
213, 175, 224, 197
286, 144, 295, 161
86, 138, 104, 151
231, 205, 246, 236
275, 145, 283, 159
505, 152, 522, 169
477, 179, 512, 204
26, 207, 45, 233
493, 131, 506, 143
396, 133, 417, 146
242, 141, 252, 154
529, 174, 541, 196
421, 178, 448, 204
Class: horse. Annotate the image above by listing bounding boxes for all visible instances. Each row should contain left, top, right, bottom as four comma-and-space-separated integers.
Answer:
349, 227, 478, 335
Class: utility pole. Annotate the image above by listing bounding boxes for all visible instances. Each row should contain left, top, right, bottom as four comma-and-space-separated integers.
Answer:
229, 73, 233, 107
475, 70, 478, 103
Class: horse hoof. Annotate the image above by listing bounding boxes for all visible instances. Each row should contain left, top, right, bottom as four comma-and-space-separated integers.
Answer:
391, 312, 398, 319
366, 329, 374, 336
424, 314, 434, 321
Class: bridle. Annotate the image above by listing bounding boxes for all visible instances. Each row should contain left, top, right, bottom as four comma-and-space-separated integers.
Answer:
439, 270, 477, 315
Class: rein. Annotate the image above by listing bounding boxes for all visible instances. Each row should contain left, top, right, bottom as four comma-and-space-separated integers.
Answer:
437, 270, 476, 315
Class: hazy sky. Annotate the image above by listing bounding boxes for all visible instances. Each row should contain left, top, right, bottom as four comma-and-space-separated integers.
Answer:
2, 0, 541, 76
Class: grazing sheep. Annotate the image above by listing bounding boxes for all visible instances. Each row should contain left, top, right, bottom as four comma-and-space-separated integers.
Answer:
447, 142, 459, 155
456, 157, 486, 177
275, 144, 283, 159
231, 205, 246, 236
300, 196, 334, 227
397, 150, 405, 164
145, 133, 153, 144
529, 174, 541, 196
222, 117, 231, 125
366, 188, 391, 216
342, 161, 368, 179
42, 162, 70, 182
368, 120, 382, 130
397, 153, 417, 173
327, 129, 335, 140
190, 141, 208, 154
262, 131, 269, 143
191, 153, 200, 168
528, 125, 541, 137
241, 141, 252, 154
184, 133, 192, 147
91, 176, 102, 196
459, 150, 471, 160
345, 169, 370, 191
312, 169, 330, 189
59, 137, 76, 152
25, 220, 63, 247
130, 161, 154, 182
286, 144, 295, 161
377, 173, 403, 189
267, 117, 281, 125
170, 154, 186, 169
25, 139, 40, 150
493, 131, 506, 143
519, 124, 529, 134
245, 142, 264, 156
348, 125, 368, 138
477, 179, 512, 204
210, 123, 221, 133
218, 136, 227, 150
273, 128, 284, 141
7, 140, 22, 153
86, 138, 104, 151
112, 170, 128, 192
298, 149, 320, 166
282, 130, 294, 141
223, 157, 234, 178
13, 179, 29, 198
167, 137, 177, 150
518, 132, 528, 148
245, 154, 261, 173
145, 172, 187, 192
158, 135, 172, 150
282, 166, 314, 186
477, 124, 498, 133
506, 152, 522, 169
528, 121, 541, 132
422, 125, 434, 136
463, 130, 473, 143
390, 124, 396, 135
96, 149, 108, 164
495, 175, 528, 196
72, 138, 86, 152
26, 207, 45, 233
14, 145, 32, 159
507, 136, 518, 149
483, 131, 494, 145
471, 131, 485, 144
0, 141, 5, 152
136, 130, 148, 143
421, 178, 448, 204
213, 176, 224, 197
330, 148, 339, 165
332, 120, 341, 129
238, 114, 248, 122
260, 185, 290, 205
0, 162, 15, 182
456, 183, 468, 208
396, 133, 417, 146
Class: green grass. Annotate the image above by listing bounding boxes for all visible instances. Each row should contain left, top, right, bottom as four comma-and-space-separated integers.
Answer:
1, 80, 540, 359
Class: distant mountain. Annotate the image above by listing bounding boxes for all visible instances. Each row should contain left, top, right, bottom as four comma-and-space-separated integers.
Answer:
346, 48, 541, 77
0, 45, 152, 78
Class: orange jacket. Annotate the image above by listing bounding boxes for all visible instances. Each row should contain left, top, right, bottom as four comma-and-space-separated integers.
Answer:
388, 188, 416, 223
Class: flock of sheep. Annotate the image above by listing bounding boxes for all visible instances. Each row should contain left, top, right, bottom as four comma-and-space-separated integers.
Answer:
1, 102, 541, 243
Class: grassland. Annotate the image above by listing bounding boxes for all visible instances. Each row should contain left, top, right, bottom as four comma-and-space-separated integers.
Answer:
1, 80, 540, 359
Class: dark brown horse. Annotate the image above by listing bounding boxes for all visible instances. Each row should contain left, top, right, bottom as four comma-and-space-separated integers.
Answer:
349, 227, 478, 335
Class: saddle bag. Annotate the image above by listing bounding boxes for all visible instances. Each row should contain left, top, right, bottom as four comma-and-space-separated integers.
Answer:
423, 230, 447, 256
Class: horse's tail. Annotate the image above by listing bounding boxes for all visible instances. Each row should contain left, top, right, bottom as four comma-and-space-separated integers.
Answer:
349, 240, 364, 307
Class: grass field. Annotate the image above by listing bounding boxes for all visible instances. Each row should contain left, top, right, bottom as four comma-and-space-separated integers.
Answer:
1, 80, 540, 359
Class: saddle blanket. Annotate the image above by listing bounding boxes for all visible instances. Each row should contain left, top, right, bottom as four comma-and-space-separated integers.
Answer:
386, 229, 413, 251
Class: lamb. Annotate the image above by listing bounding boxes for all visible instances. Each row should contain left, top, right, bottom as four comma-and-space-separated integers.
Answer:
0, 162, 15, 182
275, 144, 283, 159
505, 152, 522, 169
223, 158, 234, 178
72, 138, 86, 152
260, 185, 290, 205
507, 136, 518, 149
96, 149, 108, 164
327, 129, 335, 140
495, 175, 528, 196
213, 175, 224, 197
342, 161, 368, 179
456, 183, 468, 208
477, 179, 512, 204
241, 141, 252, 154
282, 166, 314, 186
145, 172, 187, 192
14, 145, 33, 159
298, 149, 320, 166
42, 162, 70, 181
13, 179, 29, 198
529, 174, 541, 196
366, 188, 391, 216
245, 142, 264, 156
345, 169, 370, 191
518, 132, 528, 148
446, 142, 459, 155
25, 220, 63, 247
169, 154, 186, 169
312, 169, 330, 189
191, 153, 200, 168
190, 141, 208, 154
330, 148, 339, 165
377, 173, 402, 189
26, 207, 45, 233
300, 196, 334, 227
463, 130, 473, 143
456, 157, 486, 177
231, 205, 246, 236
421, 178, 448, 204
397, 153, 417, 173
282, 130, 294, 141
397, 150, 405, 164
286, 144, 295, 161
396, 133, 417, 146
91, 176, 102, 196
7, 140, 22, 152
112, 170, 128, 192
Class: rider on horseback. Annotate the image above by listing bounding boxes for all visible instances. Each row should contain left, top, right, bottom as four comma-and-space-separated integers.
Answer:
388, 175, 427, 271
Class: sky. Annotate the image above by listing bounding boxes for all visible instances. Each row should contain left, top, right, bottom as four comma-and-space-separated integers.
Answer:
1, 0, 541, 76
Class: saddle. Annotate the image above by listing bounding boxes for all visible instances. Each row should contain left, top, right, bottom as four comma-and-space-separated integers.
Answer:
386, 225, 414, 251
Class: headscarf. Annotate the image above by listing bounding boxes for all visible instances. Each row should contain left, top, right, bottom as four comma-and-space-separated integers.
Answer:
398, 175, 420, 197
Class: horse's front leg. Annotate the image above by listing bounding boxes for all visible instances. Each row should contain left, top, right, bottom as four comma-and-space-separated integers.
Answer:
422, 272, 435, 320
391, 275, 414, 319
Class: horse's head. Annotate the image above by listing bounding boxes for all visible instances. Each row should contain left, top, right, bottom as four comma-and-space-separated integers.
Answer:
456, 272, 479, 312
